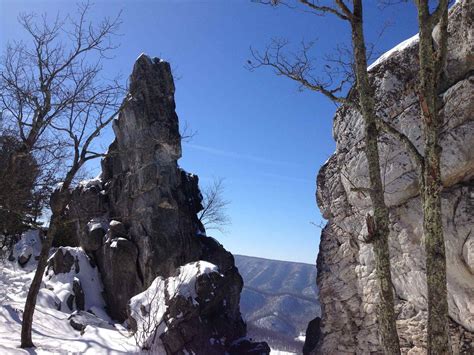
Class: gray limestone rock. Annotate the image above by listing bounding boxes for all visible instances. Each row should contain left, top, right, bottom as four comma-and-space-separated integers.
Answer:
96, 237, 142, 321
72, 278, 85, 311
17, 252, 31, 267
82, 220, 105, 252
49, 248, 76, 274
312, 1, 474, 354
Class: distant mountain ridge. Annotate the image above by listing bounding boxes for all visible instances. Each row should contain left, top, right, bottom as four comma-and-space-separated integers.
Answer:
235, 255, 320, 352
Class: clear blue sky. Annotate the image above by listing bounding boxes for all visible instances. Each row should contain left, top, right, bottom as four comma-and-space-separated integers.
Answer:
0, 0, 419, 263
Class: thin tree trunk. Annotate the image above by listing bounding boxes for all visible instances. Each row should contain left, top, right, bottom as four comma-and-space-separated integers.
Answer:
20, 187, 69, 348
416, 1, 450, 353
20, 219, 58, 348
350, 2, 401, 353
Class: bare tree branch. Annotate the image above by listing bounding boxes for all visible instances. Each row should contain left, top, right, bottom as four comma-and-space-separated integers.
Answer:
198, 178, 231, 234
247, 39, 352, 105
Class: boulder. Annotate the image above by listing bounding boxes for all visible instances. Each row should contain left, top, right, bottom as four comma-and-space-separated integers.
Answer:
228, 339, 271, 355
69, 311, 114, 332
49, 248, 76, 274
96, 238, 142, 321
18, 251, 32, 267
128, 261, 253, 354
44, 247, 106, 315
108, 220, 127, 239
12, 230, 41, 267
81, 220, 105, 252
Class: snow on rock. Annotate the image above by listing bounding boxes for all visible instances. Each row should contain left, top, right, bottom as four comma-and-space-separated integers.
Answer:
68, 310, 115, 332
78, 174, 103, 189
87, 217, 108, 233
127, 260, 270, 354
0, 256, 137, 354
44, 247, 106, 314
368, 34, 419, 71
11, 230, 42, 267
270, 349, 298, 355
270, 350, 297, 355
128, 261, 219, 350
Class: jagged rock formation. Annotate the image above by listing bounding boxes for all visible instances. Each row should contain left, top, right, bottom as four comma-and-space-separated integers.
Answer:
313, 1, 473, 354
55, 54, 267, 353
128, 260, 270, 354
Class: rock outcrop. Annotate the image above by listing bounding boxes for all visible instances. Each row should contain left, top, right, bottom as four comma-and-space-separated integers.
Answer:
55, 54, 264, 353
313, 1, 473, 354
44, 247, 106, 315
11, 230, 42, 267
128, 260, 269, 354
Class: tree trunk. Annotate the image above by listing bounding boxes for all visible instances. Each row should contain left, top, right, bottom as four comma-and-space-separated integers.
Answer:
350, 2, 401, 354
20, 219, 58, 348
416, 2, 450, 353
20, 188, 68, 348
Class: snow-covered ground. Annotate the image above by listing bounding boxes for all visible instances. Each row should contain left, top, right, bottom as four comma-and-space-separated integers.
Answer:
0, 233, 138, 354
0, 233, 298, 354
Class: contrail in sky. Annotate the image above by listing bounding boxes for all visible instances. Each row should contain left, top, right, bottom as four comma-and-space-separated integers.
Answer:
184, 143, 302, 168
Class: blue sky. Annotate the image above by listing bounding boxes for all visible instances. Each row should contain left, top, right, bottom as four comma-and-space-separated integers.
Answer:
0, 0, 419, 263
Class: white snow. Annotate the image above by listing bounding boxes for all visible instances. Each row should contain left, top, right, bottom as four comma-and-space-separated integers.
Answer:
79, 174, 102, 189
87, 217, 108, 233
368, 34, 419, 71
128, 261, 220, 351
44, 247, 106, 314
0, 239, 138, 354
270, 349, 297, 355
296, 333, 306, 342
12, 230, 42, 265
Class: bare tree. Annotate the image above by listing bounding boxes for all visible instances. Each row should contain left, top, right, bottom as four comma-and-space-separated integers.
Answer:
131, 266, 191, 351
249, 1, 401, 353
414, 1, 450, 353
132, 279, 168, 351
198, 178, 231, 234
0, 1, 125, 348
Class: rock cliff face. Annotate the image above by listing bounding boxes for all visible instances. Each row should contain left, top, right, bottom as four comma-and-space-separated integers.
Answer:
313, 1, 473, 354
56, 55, 267, 353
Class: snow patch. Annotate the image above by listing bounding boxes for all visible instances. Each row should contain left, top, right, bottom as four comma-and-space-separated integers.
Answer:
296, 333, 306, 342
271, 349, 298, 355
368, 34, 419, 71
44, 247, 106, 314
0, 256, 137, 353
79, 174, 102, 189
12, 230, 42, 267
128, 261, 220, 351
